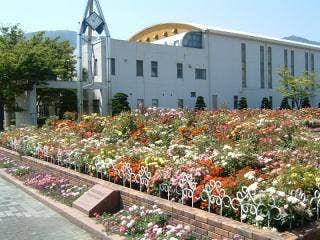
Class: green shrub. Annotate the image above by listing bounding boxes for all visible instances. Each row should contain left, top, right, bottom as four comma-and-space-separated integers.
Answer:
280, 97, 291, 109
302, 97, 311, 108
112, 93, 131, 116
63, 111, 77, 120
261, 97, 271, 109
238, 97, 248, 110
195, 96, 206, 110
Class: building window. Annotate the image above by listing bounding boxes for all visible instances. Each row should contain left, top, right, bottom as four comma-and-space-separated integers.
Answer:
267, 47, 272, 89
152, 99, 159, 107
177, 63, 183, 78
311, 53, 315, 73
177, 99, 184, 108
305, 52, 309, 72
93, 99, 100, 113
110, 58, 115, 76
151, 61, 158, 77
291, 50, 295, 76
234, 96, 239, 109
182, 32, 202, 48
195, 68, 206, 80
190, 92, 196, 98
284, 49, 288, 68
241, 43, 247, 88
94, 59, 98, 76
136, 60, 143, 77
137, 99, 144, 109
260, 46, 265, 88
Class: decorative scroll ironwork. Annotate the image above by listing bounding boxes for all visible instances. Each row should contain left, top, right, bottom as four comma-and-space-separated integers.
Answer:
178, 173, 197, 207
310, 187, 320, 221
10, 139, 18, 151
200, 180, 236, 215
95, 158, 113, 181
113, 163, 135, 188
135, 166, 151, 192
159, 181, 181, 201
13, 143, 320, 230
43, 146, 50, 162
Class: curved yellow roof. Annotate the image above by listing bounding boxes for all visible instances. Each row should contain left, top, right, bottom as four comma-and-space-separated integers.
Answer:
129, 22, 201, 42
130, 22, 320, 51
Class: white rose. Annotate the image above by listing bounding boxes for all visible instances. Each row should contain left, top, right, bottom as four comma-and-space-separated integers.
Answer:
255, 215, 264, 222
241, 214, 247, 220
287, 196, 299, 204
247, 182, 258, 192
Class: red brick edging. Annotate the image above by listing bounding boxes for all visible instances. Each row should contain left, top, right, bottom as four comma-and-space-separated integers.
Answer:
1, 147, 313, 240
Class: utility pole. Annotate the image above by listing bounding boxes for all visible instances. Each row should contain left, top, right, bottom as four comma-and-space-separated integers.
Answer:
87, 0, 93, 85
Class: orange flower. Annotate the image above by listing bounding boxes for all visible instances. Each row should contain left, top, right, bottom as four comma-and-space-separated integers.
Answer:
187, 140, 193, 146
191, 128, 201, 135
178, 127, 187, 133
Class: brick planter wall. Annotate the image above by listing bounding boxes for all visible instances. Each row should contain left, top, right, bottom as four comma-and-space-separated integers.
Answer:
1, 147, 317, 240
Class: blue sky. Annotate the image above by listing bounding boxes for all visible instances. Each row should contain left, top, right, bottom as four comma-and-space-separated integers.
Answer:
1, 0, 319, 41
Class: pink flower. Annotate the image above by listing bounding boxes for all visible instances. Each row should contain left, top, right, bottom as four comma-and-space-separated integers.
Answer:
119, 225, 127, 232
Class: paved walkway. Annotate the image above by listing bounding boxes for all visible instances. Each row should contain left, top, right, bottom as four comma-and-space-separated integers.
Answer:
0, 176, 94, 240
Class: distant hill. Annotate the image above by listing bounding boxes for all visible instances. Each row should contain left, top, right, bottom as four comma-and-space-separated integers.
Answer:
25, 30, 77, 48
283, 35, 320, 46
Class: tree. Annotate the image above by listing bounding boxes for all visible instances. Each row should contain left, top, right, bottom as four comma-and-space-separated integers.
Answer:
195, 96, 207, 110
301, 97, 311, 108
37, 88, 77, 118
280, 97, 291, 109
261, 97, 271, 109
277, 67, 318, 109
0, 25, 76, 119
238, 97, 248, 110
112, 93, 131, 115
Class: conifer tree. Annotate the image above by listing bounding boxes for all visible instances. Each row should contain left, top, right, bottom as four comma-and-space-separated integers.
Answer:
280, 97, 291, 109
112, 93, 131, 115
195, 96, 207, 110
238, 97, 248, 110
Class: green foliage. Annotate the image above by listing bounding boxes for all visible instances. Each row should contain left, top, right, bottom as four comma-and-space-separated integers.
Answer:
261, 97, 272, 109
194, 96, 206, 110
112, 93, 131, 115
280, 97, 291, 109
277, 68, 318, 109
0, 25, 76, 113
0, 159, 15, 168
238, 97, 248, 110
63, 112, 77, 121
37, 88, 77, 118
11, 166, 32, 176
274, 164, 320, 194
45, 115, 59, 125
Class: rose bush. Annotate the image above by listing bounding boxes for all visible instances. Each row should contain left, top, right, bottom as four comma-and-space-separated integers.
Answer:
1, 109, 320, 230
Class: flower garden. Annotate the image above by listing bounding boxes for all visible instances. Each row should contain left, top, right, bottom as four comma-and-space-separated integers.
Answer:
0, 155, 88, 206
1, 108, 320, 234
96, 205, 194, 239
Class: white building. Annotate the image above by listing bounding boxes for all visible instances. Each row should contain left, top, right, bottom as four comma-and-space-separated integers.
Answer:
10, 22, 320, 127
85, 22, 320, 112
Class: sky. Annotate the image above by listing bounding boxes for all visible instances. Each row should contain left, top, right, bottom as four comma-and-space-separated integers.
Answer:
0, 0, 319, 41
